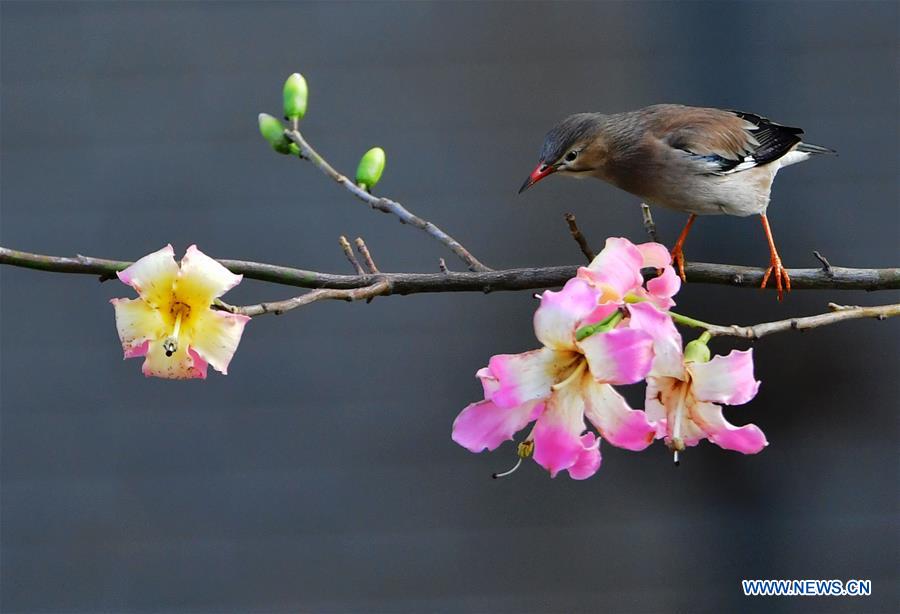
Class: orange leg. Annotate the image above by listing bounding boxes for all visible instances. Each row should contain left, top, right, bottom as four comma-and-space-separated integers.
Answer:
759, 214, 791, 301
670, 214, 696, 282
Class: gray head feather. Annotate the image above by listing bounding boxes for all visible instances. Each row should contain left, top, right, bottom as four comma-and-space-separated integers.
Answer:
539, 113, 604, 164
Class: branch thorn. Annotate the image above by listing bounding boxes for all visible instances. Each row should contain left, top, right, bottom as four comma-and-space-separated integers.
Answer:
564, 212, 596, 262
640, 203, 660, 243
339, 235, 365, 275
813, 250, 833, 275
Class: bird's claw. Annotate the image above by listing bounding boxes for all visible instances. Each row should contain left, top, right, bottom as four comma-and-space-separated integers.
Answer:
671, 246, 687, 282
761, 257, 791, 301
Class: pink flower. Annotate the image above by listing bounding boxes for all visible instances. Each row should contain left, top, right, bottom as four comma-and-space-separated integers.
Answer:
577, 237, 681, 310
452, 278, 658, 479
111, 245, 250, 379
641, 316, 767, 458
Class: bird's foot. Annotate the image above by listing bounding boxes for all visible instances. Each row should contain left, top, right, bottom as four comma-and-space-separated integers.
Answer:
761, 256, 791, 301
671, 245, 687, 282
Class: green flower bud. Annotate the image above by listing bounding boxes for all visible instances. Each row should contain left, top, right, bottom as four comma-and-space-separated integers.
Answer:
355, 147, 386, 190
258, 113, 291, 154
684, 338, 711, 363
283, 73, 308, 121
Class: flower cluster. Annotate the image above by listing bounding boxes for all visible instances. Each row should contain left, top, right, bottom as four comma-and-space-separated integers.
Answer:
452, 237, 767, 479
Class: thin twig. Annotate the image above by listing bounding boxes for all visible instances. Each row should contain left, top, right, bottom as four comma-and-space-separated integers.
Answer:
3, 246, 899, 294
339, 236, 365, 275
564, 213, 596, 262
670, 302, 900, 340
640, 203, 660, 243
354, 237, 379, 274
813, 250, 833, 274
285, 129, 490, 272
216, 279, 392, 317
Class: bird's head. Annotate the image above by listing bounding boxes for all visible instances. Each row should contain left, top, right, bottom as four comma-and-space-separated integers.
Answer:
519, 113, 608, 194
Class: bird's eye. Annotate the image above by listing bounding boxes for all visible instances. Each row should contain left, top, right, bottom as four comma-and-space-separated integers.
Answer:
565, 150, 578, 162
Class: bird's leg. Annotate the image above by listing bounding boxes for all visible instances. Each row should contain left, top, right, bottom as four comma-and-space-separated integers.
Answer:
759, 214, 791, 301
670, 214, 696, 282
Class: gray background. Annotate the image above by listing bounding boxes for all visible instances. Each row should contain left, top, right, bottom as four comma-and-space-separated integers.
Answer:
2, 1, 898, 612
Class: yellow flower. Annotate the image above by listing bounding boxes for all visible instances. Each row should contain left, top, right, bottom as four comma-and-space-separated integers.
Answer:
111, 245, 250, 379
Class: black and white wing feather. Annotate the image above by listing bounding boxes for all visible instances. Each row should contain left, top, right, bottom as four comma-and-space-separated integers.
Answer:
725, 110, 806, 172
648, 105, 809, 176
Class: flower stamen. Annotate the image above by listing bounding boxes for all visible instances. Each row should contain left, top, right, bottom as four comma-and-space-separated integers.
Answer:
551, 360, 587, 391
671, 382, 689, 465
163, 309, 185, 357
491, 440, 535, 479
492, 457, 522, 479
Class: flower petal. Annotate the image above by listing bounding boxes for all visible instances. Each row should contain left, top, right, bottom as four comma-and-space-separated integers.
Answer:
111, 298, 166, 357
116, 245, 178, 306
532, 381, 587, 477
578, 327, 653, 385
141, 339, 206, 379
646, 266, 681, 304
476, 366, 499, 400
175, 245, 243, 306
578, 237, 644, 299
646, 377, 704, 446
566, 433, 602, 480
187, 310, 250, 375
644, 376, 670, 432
689, 349, 760, 405
188, 348, 209, 379
583, 380, 656, 451
452, 399, 544, 453
125, 340, 150, 359
691, 401, 768, 453
488, 348, 575, 409
636, 242, 672, 269
578, 302, 620, 327
534, 278, 602, 350
675, 415, 707, 447
626, 302, 684, 379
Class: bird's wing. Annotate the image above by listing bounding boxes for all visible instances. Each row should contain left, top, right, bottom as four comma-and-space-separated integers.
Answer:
645, 105, 804, 175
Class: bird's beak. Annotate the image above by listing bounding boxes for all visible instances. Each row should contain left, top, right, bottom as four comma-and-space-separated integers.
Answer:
518, 163, 556, 194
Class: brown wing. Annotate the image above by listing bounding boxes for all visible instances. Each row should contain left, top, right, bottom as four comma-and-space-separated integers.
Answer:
642, 104, 804, 174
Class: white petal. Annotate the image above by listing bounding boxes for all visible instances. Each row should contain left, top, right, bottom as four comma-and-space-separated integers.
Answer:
532, 379, 588, 477
691, 401, 768, 453
116, 245, 178, 307
533, 278, 601, 350
689, 350, 760, 405
141, 340, 207, 380
626, 302, 684, 378
583, 379, 656, 450
487, 348, 576, 409
175, 244, 243, 306
110, 298, 166, 357
187, 309, 250, 375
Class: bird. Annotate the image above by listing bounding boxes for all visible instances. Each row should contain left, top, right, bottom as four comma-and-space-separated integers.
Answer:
518, 104, 835, 300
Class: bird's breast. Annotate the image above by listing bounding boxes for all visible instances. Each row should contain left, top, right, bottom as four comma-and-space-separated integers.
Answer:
595, 159, 778, 217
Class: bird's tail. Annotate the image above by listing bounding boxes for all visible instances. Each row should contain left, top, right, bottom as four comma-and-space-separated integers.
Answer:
797, 142, 837, 155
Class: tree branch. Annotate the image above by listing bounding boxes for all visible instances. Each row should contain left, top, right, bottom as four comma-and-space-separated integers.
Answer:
564, 213, 595, 261
215, 279, 392, 317
640, 203, 660, 243
354, 237, 379, 274
338, 235, 365, 275
4, 247, 897, 343
284, 129, 490, 272
2, 246, 899, 295
671, 302, 900, 340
